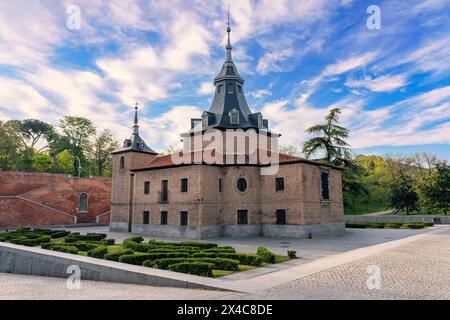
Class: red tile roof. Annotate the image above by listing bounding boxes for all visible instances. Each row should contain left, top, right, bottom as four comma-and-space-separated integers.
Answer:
132, 150, 343, 171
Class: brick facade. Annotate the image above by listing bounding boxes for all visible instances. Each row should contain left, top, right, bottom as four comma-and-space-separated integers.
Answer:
0, 171, 111, 228
110, 150, 345, 239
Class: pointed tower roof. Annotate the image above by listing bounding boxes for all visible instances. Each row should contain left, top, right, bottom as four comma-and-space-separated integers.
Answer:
112, 102, 158, 155
186, 9, 271, 133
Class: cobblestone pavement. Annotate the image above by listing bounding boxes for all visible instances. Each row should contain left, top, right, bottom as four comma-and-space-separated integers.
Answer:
1, 227, 449, 300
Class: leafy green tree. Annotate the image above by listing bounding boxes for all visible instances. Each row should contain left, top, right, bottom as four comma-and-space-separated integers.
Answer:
389, 174, 419, 215
55, 150, 75, 174
88, 129, 119, 176
418, 162, 450, 215
31, 152, 53, 172
59, 116, 96, 150
302, 108, 349, 164
0, 120, 22, 170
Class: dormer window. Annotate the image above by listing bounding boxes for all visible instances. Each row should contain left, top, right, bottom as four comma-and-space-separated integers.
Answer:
217, 85, 223, 94
257, 114, 263, 127
238, 85, 243, 94
202, 114, 208, 127
228, 83, 234, 93
229, 109, 239, 124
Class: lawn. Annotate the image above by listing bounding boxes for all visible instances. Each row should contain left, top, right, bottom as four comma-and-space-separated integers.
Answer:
345, 202, 389, 215
0, 228, 292, 278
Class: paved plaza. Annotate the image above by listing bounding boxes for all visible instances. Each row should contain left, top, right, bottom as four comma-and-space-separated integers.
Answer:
1, 226, 449, 299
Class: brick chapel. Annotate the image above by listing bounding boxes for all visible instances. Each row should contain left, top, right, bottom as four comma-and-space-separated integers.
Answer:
110, 20, 345, 239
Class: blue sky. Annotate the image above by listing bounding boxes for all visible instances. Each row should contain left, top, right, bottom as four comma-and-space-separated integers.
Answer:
0, 0, 449, 159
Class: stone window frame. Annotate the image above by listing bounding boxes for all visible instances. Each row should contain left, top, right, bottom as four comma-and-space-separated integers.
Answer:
228, 83, 234, 94
180, 210, 188, 226
180, 178, 188, 193
217, 84, 223, 94
236, 209, 248, 225
119, 156, 125, 169
275, 177, 285, 192
276, 209, 286, 225
143, 211, 150, 225
77, 193, 88, 213
319, 168, 331, 202
236, 177, 248, 193
160, 211, 168, 225
144, 181, 150, 195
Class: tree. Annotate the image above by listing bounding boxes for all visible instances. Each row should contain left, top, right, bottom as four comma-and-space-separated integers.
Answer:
88, 129, 119, 176
0, 120, 22, 170
55, 150, 75, 174
418, 161, 450, 215
14, 119, 52, 151
32, 153, 53, 172
59, 116, 97, 176
59, 116, 96, 151
389, 174, 419, 214
302, 108, 349, 164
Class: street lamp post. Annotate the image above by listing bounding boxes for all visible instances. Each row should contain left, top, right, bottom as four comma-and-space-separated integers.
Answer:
74, 156, 81, 178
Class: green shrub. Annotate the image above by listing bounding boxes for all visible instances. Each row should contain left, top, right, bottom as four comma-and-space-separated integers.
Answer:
192, 252, 263, 266
65, 234, 106, 243
87, 246, 108, 259
148, 240, 218, 249
71, 242, 99, 252
257, 247, 276, 263
124, 236, 144, 243
384, 223, 401, 229
123, 241, 152, 252
50, 231, 71, 238
287, 250, 297, 259
169, 262, 214, 277
202, 247, 236, 253
345, 222, 367, 228
401, 223, 425, 229
146, 252, 190, 260
199, 258, 239, 271
104, 249, 134, 261
87, 233, 107, 239
47, 244, 78, 254
119, 253, 154, 265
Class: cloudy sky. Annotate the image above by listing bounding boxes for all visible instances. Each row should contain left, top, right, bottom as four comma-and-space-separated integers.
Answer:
1, 0, 449, 159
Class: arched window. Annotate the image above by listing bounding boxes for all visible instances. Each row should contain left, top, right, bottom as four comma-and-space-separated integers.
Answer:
78, 193, 88, 213
119, 156, 125, 169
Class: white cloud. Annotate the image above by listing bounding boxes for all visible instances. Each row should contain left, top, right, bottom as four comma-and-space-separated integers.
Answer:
345, 74, 408, 92
197, 82, 215, 95
0, 76, 53, 119
249, 89, 272, 99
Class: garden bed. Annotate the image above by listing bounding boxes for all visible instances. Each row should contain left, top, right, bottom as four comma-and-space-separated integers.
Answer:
0, 228, 292, 277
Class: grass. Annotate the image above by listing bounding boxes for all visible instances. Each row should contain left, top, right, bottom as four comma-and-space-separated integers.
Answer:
345, 202, 389, 215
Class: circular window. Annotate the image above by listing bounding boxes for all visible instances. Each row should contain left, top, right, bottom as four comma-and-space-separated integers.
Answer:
236, 178, 247, 192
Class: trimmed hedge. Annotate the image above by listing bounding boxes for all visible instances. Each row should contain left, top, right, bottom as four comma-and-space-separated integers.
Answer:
70, 242, 99, 252
104, 249, 134, 261
257, 247, 276, 263
148, 240, 218, 249
169, 262, 214, 277
42, 244, 78, 254
124, 236, 144, 243
87, 246, 108, 259
65, 234, 107, 243
192, 252, 263, 266
146, 257, 240, 271
346, 221, 433, 229
50, 231, 71, 238
119, 253, 154, 265
146, 252, 190, 260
